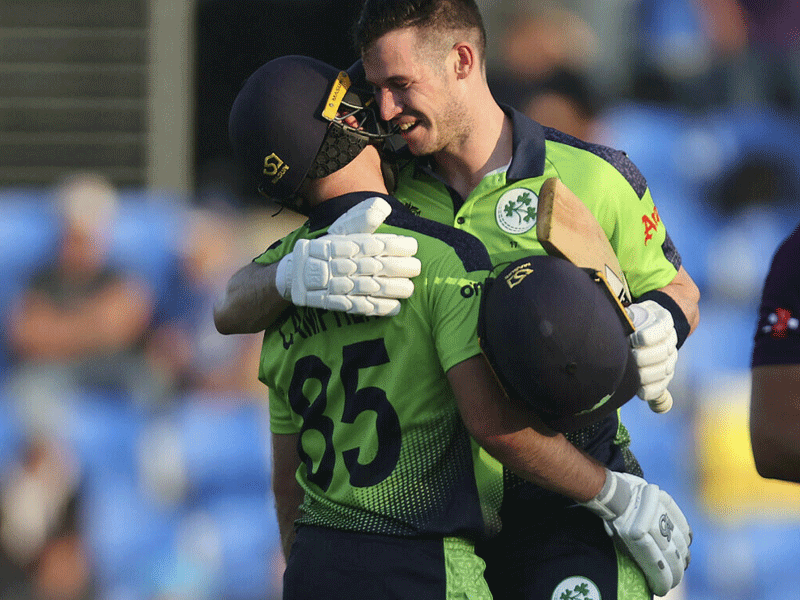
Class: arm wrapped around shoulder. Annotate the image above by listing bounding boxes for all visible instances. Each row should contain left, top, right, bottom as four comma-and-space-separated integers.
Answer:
275, 197, 421, 316
580, 468, 692, 597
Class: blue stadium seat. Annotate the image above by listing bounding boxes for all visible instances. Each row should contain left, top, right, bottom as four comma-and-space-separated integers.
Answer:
0, 391, 25, 469
172, 393, 272, 499
57, 389, 146, 481
80, 469, 180, 594
198, 493, 281, 600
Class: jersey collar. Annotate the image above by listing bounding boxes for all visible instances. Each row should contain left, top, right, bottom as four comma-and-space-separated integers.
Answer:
306, 191, 409, 233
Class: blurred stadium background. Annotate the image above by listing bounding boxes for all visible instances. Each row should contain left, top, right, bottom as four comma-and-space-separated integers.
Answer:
0, 1, 799, 598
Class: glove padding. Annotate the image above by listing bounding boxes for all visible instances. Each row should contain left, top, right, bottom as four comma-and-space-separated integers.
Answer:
581, 469, 692, 597
625, 300, 678, 402
275, 197, 421, 316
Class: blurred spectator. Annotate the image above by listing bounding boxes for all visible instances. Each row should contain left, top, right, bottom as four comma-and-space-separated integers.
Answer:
631, 0, 750, 108
519, 68, 603, 142
492, 1, 598, 81
145, 206, 265, 399
487, 1, 601, 130
728, 0, 800, 111
5, 173, 158, 433
0, 438, 94, 600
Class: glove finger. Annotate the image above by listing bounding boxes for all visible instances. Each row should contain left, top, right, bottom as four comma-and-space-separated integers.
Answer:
641, 488, 685, 588
628, 485, 675, 596
373, 256, 422, 278
637, 361, 676, 386
354, 256, 383, 276
345, 233, 418, 258
660, 492, 692, 553
327, 238, 361, 259
638, 381, 670, 402
372, 277, 415, 299
345, 295, 400, 317
327, 277, 356, 295
374, 234, 418, 257
330, 258, 358, 277
630, 343, 674, 368
327, 197, 392, 235
348, 276, 415, 299
629, 319, 673, 348
620, 536, 672, 597
304, 290, 349, 312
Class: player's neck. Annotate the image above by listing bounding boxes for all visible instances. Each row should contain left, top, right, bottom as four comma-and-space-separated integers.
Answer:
432, 100, 512, 199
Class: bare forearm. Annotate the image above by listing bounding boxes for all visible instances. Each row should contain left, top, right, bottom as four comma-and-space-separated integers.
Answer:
658, 265, 701, 336
214, 261, 289, 334
481, 422, 606, 502
449, 356, 606, 502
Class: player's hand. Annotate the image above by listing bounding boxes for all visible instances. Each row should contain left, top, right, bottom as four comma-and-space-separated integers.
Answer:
275, 197, 421, 316
581, 469, 692, 597
625, 300, 678, 404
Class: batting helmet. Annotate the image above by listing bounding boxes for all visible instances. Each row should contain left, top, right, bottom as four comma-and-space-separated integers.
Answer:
228, 55, 393, 207
477, 255, 639, 432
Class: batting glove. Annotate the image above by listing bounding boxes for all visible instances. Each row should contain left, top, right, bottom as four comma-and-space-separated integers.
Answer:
275, 197, 421, 317
581, 469, 692, 597
625, 300, 678, 403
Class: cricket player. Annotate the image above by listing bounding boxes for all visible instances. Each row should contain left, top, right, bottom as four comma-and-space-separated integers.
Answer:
226, 53, 691, 600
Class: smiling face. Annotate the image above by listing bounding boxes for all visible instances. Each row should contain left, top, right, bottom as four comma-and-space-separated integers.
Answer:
362, 27, 472, 157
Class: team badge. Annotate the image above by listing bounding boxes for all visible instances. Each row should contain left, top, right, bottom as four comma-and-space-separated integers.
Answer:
762, 307, 799, 338
495, 188, 538, 234
551, 576, 601, 600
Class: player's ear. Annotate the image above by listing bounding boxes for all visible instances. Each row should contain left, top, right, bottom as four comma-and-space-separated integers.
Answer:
452, 42, 476, 80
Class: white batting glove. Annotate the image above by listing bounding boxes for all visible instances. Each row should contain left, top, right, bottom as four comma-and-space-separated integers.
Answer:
625, 300, 678, 403
275, 197, 421, 317
581, 469, 692, 597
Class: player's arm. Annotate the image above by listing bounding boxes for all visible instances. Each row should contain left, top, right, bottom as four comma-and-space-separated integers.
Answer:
448, 353, 605, 500
214, 197, 420, 335
750, 363, 800, 483
449, 354, 691, 596
271, 432, 304, 560
655, 265, 700, 336
214, 262, 288, 335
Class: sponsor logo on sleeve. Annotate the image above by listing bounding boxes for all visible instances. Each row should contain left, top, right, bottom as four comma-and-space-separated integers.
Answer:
642, 207, 661, 245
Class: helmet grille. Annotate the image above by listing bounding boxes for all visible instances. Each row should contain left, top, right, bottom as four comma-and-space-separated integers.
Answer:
307, 125, 370, 179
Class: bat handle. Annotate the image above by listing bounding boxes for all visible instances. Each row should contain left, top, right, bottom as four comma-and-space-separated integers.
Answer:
648, 389, 673, 414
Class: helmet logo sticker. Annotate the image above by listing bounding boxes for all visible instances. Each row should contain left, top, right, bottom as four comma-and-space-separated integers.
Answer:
503, 261, 534, 289
263, 152, 289, 183
551, 576, 601, 600
495, 188, 538, 234
322, 71, 351, 121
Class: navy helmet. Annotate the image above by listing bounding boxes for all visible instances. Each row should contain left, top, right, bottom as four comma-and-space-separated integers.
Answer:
228, 55, 393, 207
478, 255, 639, 432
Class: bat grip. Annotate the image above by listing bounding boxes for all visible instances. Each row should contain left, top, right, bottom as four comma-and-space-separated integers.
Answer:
648, 389, 673, 414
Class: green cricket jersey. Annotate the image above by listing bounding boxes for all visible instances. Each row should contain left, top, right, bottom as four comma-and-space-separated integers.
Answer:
257, 192, 503, 539
394, 107, 680, 297
392, 106, 682, 485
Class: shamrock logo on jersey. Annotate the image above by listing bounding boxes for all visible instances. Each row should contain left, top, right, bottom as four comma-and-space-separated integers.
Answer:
495, 188, 538, 234
551, 576, 601, 600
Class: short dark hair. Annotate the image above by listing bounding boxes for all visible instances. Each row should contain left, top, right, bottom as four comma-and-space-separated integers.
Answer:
354, 0, 487, 56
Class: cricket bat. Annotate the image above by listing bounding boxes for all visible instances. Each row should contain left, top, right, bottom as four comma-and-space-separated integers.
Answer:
536, 177, 673, 414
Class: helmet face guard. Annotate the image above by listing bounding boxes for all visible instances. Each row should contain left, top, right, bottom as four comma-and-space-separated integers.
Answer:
321, 70, 396, 140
